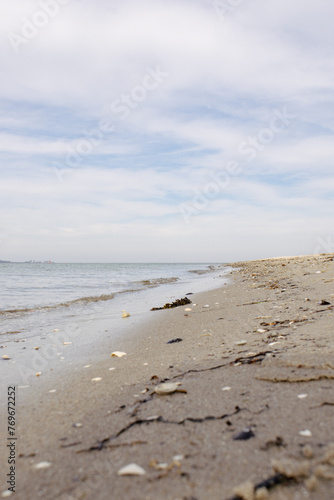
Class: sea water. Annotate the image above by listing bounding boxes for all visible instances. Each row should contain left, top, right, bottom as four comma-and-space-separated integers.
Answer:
0, 263, 230, 342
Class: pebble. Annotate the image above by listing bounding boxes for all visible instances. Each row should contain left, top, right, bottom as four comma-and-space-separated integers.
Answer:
36, 372, 42, 377
121, 310, 130, 318
257, 329, 267, 333
34, 461, 52, 470
184, 308, 192, 311
298, 394, 308, 399
48, 390, 57, 393
109, 367, 116, 371
91, 377, 102, 382
111, 351, 127, 358
222, 387, 231, 391
117, 463, 146, 476
235, 341, 247, 346
2, 355, 10, 360
203, 305, 210, 308
73, 423, 83, 428
63, 342, 72, 345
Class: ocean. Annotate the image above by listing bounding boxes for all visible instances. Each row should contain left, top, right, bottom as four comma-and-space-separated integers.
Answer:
0, 263, 230, 343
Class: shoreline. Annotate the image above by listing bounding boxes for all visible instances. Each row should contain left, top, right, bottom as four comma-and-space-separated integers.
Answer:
1, 254, 334, 499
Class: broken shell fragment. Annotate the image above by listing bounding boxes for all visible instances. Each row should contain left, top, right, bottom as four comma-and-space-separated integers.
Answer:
299, 430, 312, 437
117, 463, 146, 476
91, 377, 102, 382
121, 310, 130, 318
36, 372, 42, 377
235, 340, 247, 346
63, 342, 72, 345
2, 355, 10, 360
111, 351, 127, 358
155, 382, 182, 395
34, 461, 52, 470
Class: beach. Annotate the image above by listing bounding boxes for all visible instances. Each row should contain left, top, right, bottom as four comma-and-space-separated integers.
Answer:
1, 254, 334, 500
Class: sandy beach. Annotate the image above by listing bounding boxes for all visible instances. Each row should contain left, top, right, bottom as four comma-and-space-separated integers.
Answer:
1, 254, 334, 500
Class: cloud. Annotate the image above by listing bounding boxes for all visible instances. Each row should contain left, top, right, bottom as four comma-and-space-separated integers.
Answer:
0, 0, 333, 261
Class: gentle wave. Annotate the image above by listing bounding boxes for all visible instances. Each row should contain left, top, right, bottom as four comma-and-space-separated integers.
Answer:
134, 277, 179, 286
0, 292, 116, 316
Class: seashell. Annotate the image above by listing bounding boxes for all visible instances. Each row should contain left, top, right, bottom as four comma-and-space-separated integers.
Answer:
203, 305, 210, 308
34, 347, 41, 350
34, 461, 52, 470
2, 355, 10, 360
53, 329, 60, 332
111, 351, 127, 358
235, 340, 247, 346
222, 386, 231, 391
1, 490, 13, 497
117, 463, 146, 476
257, 329, 266, 333
184, 308, 192, 311
48, 389, 56, 393
155, 382, 182, 395
91, 377, 102, 382
122, 310, 130, 318
109, 367, 116, 371
36, 372, 42, 377
298, 394, 308, 399
299, 430, 312, 437
73, 423, 82, 428
63, 342, 72, 345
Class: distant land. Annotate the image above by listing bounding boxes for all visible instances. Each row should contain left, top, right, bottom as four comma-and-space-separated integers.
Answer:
0, 260, 55, 264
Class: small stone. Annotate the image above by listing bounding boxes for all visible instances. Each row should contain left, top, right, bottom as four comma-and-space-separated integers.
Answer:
302, 445, 314, 459
233, 428, 255, 441
117, 463, 146, 476
36, 372, 42, 377
298, 394, 308, 399
305, 475, 318, 491
184, 308, 192, 311
257, 329, 266, 334
233, 480, 254, 500
91, 377, 102, 382
235, 340, 247, 346
255, 487, 269, 500
121, 310, 130, 318
48, 389, 56, 393
222, 387, 231, 391
73, 423, 82, 428
203, 305, 210, 308
63, 342, 72, 345
2, 355, 10, 360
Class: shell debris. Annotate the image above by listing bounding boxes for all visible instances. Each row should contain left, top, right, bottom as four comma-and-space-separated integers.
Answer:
2, 355, 10, 360
63, 342, 72, 346
235, 340, 247, 346
91, 377, 102, 382
299, 429, 312, 437
184, 308, 192, 311
155, 382, 182, 395
121, 310, 130, 318
117, 463, 146, 476
34, 461, 52, 470
111, 351, 127, 358
36, 372, 42, 377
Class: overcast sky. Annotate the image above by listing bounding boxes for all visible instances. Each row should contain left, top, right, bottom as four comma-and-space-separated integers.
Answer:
0, 0, 333, 262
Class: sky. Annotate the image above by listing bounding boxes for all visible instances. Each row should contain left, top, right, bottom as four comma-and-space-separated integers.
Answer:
0, 0, 333, 263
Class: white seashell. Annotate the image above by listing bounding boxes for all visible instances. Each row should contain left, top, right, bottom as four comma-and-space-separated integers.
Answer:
173, 455, 184, 462
63, 342, 72, 345
117, 463, 146, 476
222, 387, 231, 391
299, 430, 312, 437
48, 389, 56, 393
84, 365, 91, 368
184, 308, 192, 311
91, 377, 102, 382
122, 310, 130, 318
109, 367, 116, 371
111, 351, 127, 358
298, 394, 308, 399
235, 341, 247, 346
257, 329, 266, 333
155, 382, 182, 395
34, 461, 52, 470
2, 355, 10, 360
269, 342, 281, 346
1, 490, 13, 497
203, 305, 210, 308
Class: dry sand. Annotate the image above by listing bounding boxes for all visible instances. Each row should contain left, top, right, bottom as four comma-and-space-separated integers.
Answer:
1, 254, 334, 500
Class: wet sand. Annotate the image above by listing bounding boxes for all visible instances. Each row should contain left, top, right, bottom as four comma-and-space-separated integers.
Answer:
1, 254, 334, 499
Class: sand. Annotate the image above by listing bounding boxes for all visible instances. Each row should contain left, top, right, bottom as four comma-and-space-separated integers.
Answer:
1, 254, 334, 499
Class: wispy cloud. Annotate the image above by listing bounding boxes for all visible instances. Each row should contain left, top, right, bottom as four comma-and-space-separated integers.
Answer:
1, 0, 333, 261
